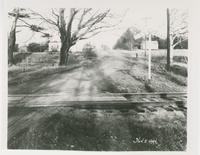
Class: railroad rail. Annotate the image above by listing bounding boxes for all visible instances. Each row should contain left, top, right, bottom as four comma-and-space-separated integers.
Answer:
8, 92, 187, 108
8, 92, 187, 97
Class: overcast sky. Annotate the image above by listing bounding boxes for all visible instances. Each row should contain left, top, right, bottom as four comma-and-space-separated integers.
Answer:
9, 7, 168, 49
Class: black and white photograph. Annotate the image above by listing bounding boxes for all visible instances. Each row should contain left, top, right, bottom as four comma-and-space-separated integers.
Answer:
0, 0, 200, 154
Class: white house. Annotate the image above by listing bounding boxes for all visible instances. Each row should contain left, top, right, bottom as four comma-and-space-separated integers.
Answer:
140, 40, 159, 50
48, 41, 61, 51
18, 45, 28, 53
48, 41, 84, 52
48, 38, 101, 52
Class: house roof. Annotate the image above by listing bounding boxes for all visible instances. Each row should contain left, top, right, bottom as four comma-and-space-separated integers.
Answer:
49, 41, 61, 43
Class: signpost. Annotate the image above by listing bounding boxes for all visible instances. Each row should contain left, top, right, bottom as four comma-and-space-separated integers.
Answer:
148, 34, 152, 80
134, 18, 152, 80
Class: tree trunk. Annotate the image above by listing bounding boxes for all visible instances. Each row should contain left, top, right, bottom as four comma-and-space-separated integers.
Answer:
59, 42, 71, 66
58, 8, 75, 66
8, 9, 19, 65
65, 51, 70, 65
59, 43, 67, 65
8, 30, 16, 65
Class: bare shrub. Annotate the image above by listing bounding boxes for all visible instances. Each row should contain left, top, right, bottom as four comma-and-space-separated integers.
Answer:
82, 43, 97, 59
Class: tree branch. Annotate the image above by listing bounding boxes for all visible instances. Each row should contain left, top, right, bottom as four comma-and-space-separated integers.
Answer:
71, 9, 111, 41
173, 37, 187, 48
29, 9, 58, 26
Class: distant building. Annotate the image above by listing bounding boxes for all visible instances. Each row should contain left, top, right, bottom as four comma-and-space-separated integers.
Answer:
18, 45, 28, 53
48, 41, 61, 52
48, 39, 97, 52
140, 40, 158, 50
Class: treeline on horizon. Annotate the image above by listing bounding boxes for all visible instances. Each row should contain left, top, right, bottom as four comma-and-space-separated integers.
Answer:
113, 28, 188, 50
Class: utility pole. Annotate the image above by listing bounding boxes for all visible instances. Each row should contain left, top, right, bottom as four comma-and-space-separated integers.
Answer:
167, 8, 170, 70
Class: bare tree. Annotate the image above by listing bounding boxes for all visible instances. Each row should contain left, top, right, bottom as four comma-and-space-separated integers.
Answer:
169, 9, 188, 63
8, 8, 48, 65
32, 8, 115, 65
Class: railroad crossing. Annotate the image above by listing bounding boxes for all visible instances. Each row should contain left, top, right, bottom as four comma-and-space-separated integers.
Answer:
8, 92, 187, 141
8, 92, 187, 109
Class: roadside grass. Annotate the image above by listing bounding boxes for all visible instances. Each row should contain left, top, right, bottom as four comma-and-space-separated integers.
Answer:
151, 55, 188, 64
150, 63, 187, 86
144, 81, 155, 92
125, 55, 188, 92
8, 65, 81, 85
171, 65, 188, 77
151, 56, 188, 77
96, 70, 146, 93
9, 52, 83, 85
13, 52, 32, 64
93, 54, 187, 94
97, 76, 128, 93
142, 75, 185, 92
164, 72, 187, 86
173, 56, 188, 64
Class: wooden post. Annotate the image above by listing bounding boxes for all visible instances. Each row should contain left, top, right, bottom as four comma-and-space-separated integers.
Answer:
144, 35, 147, 57
148, 34, 152, 80
167, 8, 170, 70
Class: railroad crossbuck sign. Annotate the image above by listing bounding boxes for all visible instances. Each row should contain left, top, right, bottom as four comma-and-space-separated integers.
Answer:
135, 33, 152, 80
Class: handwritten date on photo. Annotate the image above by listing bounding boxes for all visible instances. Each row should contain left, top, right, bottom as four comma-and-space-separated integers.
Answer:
132, 137, 158, 145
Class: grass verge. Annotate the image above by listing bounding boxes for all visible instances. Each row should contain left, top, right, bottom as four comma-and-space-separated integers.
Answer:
8, 64, 81, 85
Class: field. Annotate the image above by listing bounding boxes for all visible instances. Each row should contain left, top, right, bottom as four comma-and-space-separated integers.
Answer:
8, 49, 188, 150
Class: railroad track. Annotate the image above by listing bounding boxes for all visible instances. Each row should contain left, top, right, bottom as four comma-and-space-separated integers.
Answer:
8, 92, 187, 109
8, 92, 187, 141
